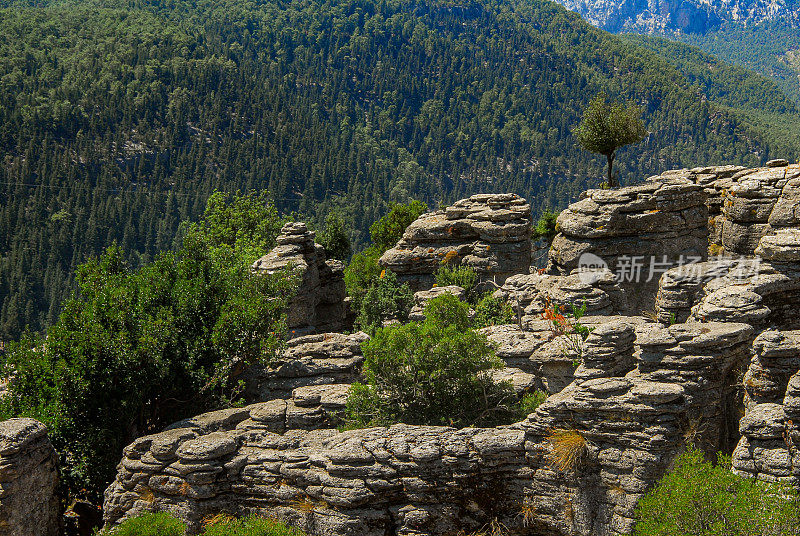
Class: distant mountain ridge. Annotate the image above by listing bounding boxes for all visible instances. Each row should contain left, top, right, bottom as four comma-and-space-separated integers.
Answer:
555, 0, 799, 34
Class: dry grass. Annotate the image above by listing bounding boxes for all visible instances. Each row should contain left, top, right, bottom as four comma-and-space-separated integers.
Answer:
546, 429, 587, 472
519, 498, 537, 527
135, 486, 155, 503
202, 513, 235, 527
456, 518, 511, 536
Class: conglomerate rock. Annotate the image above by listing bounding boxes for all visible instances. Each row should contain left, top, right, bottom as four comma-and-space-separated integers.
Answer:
252, 222, 348, 336
0, 418, 60, 536
379, 194, 532, 291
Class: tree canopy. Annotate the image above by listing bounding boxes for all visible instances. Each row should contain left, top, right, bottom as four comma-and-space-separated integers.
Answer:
0, 192, 296, 500
575, 93, 648, 187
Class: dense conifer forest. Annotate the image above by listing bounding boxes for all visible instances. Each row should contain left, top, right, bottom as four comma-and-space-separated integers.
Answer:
1, 0, 799, 341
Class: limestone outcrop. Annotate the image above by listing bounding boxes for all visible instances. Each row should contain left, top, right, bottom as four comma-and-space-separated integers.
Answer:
103, 320, 755, 536
0, 418, 60, 536
644, 163, 800, 255
547, 179, 709, 313
655, 228, 800, 329
103, 161, 800, 536
252, 223, 348, 336
379, 194, 532, 291
245, 332, 368, 401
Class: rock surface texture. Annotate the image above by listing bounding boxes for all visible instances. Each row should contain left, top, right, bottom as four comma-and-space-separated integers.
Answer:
244, 332, 368, 401
547, 179, 709, 314
103, 321, 755, 536
379, 194, 532, 291
104, 162, 800, 536
0, 418, 60, 536
252, 222, 348, 336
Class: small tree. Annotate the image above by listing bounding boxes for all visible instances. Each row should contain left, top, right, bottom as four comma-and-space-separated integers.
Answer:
369, 200, 427, 252
575, 93, 647, 188
318, 209, 352, 261
355, 269, 414, 334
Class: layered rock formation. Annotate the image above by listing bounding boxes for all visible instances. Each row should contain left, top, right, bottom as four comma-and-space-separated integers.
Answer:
379, 194, 532, 291
0, 418, 60, 536
252, 223, 348, 336
103, 320, 755, 536
245, 332, 368, 401
103, 161, 800, 536
547, 179, 709, 313
655, 227, 800, 329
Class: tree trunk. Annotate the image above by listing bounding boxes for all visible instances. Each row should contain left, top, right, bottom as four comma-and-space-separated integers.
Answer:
606, 152, 616, 188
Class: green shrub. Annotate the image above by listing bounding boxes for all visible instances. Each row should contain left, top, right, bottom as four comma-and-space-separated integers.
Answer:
1, 193, 296, 500
355, 269, 413, 334
343, 246, 382, 314
517, 390, 548, 418
344, 200, 425, 316
109, 513, 307, 536
368, 200, 427, 253
109, 513, 186, 536
317, 209, 352, 261
473, 291, 515, 327
203, 514, 306, 536
434, 265, 478, 302
634, 448, 800, 536
532, 210, 560, 244
345, 294, 517, 428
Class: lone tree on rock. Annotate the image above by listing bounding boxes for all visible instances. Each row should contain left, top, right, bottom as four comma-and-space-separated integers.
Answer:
575, 93, 647, 188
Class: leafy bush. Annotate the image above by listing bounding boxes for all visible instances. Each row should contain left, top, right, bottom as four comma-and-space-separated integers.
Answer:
344, 200, 426, 315
108, 513, 185, 536
473, 291, 515, 328
317, 209, 352, 261
517, 390, 548, 418
345, 294, 517, 428
434, 264, 478, 301
355, 269, 413, 334
368, 200, 427, 253
343, 246, 382, 314
532, 210, 560, 244
109, 513, 307, 536
634, 448, 800, 536
1, 193, 296, 500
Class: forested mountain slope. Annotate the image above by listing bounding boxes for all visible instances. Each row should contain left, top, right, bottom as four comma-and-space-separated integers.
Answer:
1, 0, 799, 340
672, 20, 800, 105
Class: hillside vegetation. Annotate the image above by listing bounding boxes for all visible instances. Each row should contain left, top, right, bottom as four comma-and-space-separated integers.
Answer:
664, 20, 800, 105
1, 0, 800, 341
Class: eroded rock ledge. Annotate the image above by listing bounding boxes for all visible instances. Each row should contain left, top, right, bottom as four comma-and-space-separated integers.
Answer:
103, 321, 754, 536
379, 193, 532, 291
0, 418, 60, 536
103, 162, 800, 536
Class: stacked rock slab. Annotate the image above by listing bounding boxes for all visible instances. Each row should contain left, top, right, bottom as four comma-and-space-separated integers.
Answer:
646, 161, 800, 255
547, 179, 709, 314
379, 194, 532, 291
103, 321, 754, 536
244, 332, 368, 401
655, 228, 800, 330
0, 418, 60, 536
252, 223, 347, 336
493, 268, 628, 327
